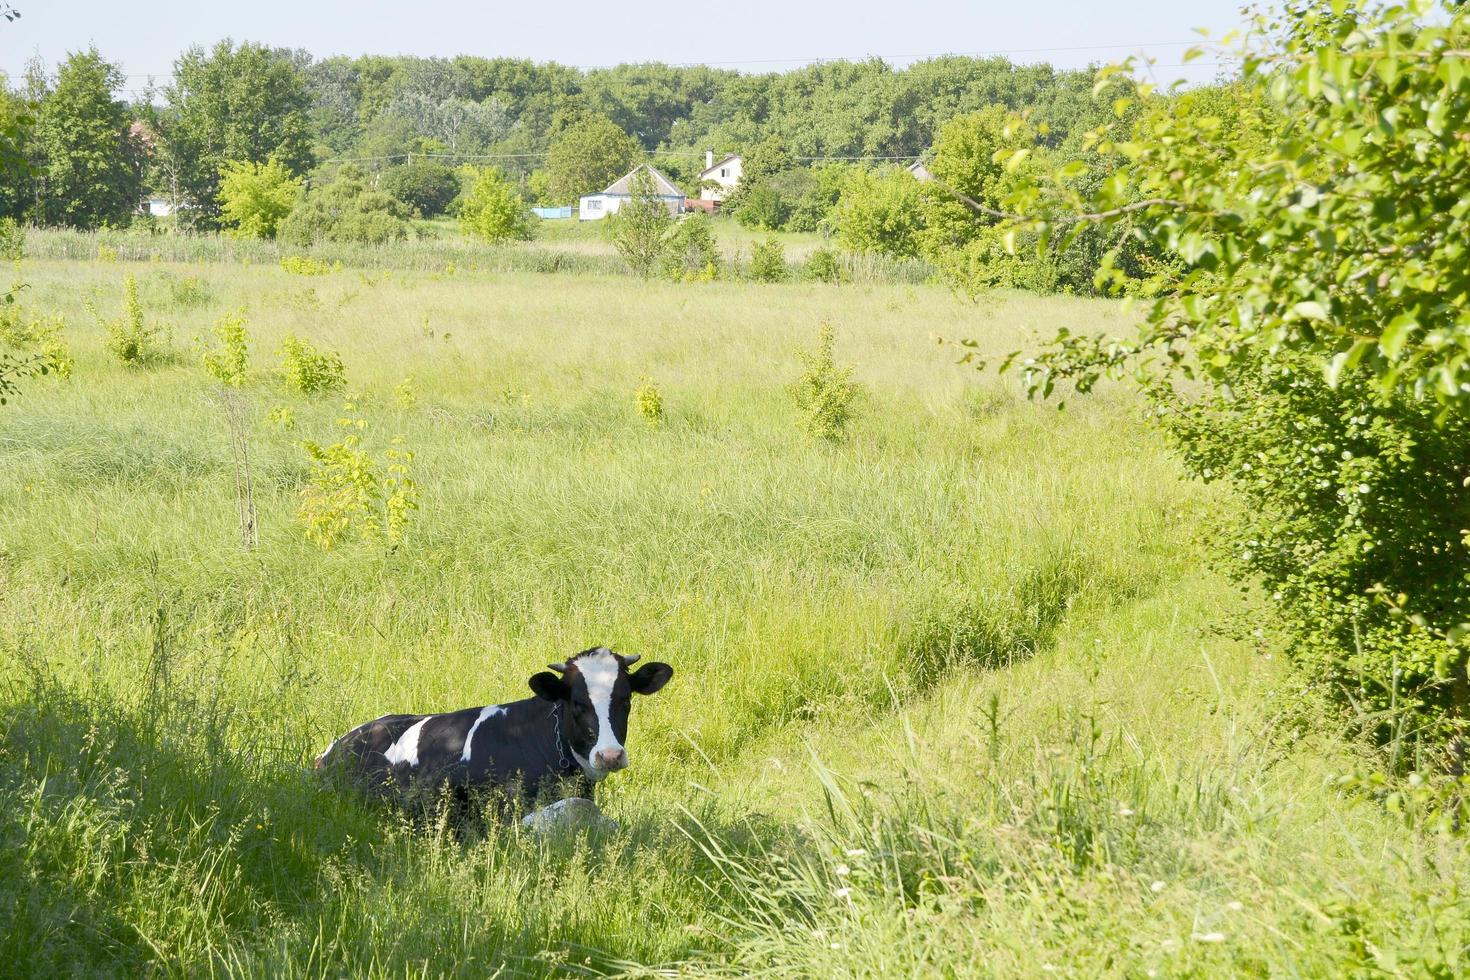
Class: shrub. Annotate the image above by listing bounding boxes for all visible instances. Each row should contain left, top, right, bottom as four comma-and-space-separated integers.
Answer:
790, 321, 859, 441
734, 184, 790, 231
0, 217, 23, 260
804, 247, 843, 284
279, 255, 338, 276
392, 376, 417, 408
276, 334, 345, 395
609, 169, 672, 278
662, 214, 720, 281
93, 275, 167, 367
201, 309, 249, 386
217, 158, 302, 239
0, 301, 72, 381
165, 273, 212, 309
997, 2, 1470, 756
747, 236, 787, 283
634, 378, 663, 426
278, 168, 412, 247
298, 405, 417, 549
458, 167, 535, 244
381, 160, 460, 217
833, 167, 926, 260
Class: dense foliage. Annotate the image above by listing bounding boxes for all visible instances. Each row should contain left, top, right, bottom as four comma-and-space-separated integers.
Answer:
379, 159, 460, 217
28, 50, 142, 228
544, 113, 641, 204
992, 0, 1470, 756
608, 169, 672, 278
457, 166, 534, 244
277, 169, 412, 246
160, 41, 314, 226
217, 158, 302, 238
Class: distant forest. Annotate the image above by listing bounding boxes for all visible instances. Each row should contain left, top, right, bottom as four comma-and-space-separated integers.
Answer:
1, 44, 1123, 209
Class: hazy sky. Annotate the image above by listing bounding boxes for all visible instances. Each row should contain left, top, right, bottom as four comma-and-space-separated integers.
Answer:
2, 0, 1249, 92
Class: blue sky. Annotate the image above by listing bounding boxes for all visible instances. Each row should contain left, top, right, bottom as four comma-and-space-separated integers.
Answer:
2, 0, 1249, 91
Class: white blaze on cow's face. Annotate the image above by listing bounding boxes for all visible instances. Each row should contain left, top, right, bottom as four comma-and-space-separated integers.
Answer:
568, 648, 629, 781
528, 646, 675, 783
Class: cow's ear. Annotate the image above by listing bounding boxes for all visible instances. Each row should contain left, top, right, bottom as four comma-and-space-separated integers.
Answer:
628, 662, 673, 696
529, 671, 570, 701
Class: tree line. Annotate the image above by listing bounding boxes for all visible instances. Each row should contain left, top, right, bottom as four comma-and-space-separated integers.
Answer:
0, 43, 1120, 232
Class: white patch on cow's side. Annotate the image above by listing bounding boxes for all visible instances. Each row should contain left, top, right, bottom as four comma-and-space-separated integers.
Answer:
461, 705, 505, 762
383, 717, 429, 768
578, 648, 625, 781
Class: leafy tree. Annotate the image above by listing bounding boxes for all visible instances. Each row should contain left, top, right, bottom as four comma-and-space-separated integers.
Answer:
608, 168, 672, 277
724, 136, 795, 215
380, 159, 459, 217
0, 85, 33, 220
217, 158, 301, 238
990, 0, 1470, 756
277, 167, 411, 246
734, 184, 790, 231
544, 114, 639, 204
458, 166, 534, 244
162, 41, 313, 224
30, 50, 142, 228
833, 167, 926, 259
916, 106, 1036, 257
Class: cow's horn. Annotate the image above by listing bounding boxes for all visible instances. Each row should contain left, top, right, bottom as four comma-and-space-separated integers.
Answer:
621, 653, 641, 665
548, 661, 568, 673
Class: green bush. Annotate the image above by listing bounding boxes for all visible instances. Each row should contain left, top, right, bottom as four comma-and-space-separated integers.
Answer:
609, 169, 672, 278
790, 321, 859, 441
734, 184, 791, 231
747, 236, 787, 283
833, 167, 926, 260
662, 213, 720, 281
0, 290, 72, 380
201, 309, 249, 386
278, 169, 412, 247
1001, 1, 1470, 756
298, 404, 417, 549
634, 377, 664, 426
0, 217, 23, 260
217, 158, 302, 239
93, 275, 168, 367
803, 247, 843, 284
279, 255, 339, 276
380, 160, 460, 218
276, 333, 345, 395
458, 167, 534, 244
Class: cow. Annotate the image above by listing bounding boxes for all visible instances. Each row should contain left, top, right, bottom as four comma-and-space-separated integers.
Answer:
314, 647, 673, 825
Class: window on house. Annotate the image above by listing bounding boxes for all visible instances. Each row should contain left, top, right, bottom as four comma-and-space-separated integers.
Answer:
588, 199, 602, 211
720, 168, 728, 177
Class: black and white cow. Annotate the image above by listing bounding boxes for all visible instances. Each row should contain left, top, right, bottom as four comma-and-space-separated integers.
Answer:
315, 647, 673, 818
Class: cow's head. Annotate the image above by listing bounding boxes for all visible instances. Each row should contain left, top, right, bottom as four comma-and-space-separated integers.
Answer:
528, 647, 673, 781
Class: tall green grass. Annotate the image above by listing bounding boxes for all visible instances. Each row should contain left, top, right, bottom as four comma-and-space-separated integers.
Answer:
1, 257, 1464, 975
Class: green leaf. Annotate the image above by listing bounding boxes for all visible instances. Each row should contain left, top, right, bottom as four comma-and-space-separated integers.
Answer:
1379, 313, 1418, 359
1292, 301, 1329, 322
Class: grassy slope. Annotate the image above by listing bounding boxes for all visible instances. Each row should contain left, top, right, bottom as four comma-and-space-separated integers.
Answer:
0, 258, 1464, 976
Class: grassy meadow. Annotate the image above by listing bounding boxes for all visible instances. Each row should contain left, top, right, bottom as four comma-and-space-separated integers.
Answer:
2, 250, 1466, 976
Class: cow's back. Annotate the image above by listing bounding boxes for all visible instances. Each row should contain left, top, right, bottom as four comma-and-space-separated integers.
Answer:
315, 713, 426, 793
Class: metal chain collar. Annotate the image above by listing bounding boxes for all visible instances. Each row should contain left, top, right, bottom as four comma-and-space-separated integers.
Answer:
550, 702, 572, 771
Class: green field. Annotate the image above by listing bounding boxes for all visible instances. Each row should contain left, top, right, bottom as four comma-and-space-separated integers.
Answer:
2, 253, 1465, 976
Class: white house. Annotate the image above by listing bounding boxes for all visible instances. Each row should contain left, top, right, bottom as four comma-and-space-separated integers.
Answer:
578, 164, 686, 221
697, 151, 743, 202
